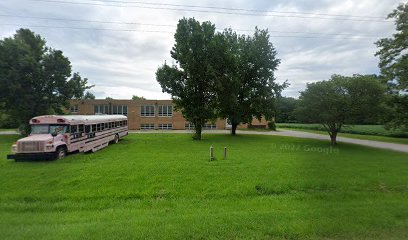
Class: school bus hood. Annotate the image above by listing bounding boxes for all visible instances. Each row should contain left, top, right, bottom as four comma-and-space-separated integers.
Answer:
18, 134, 53, 143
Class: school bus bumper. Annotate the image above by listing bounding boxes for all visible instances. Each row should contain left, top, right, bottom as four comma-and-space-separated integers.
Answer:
7, 152, 55, 161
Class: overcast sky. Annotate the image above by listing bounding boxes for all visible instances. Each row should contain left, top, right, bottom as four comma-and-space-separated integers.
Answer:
0, 0, 402, 99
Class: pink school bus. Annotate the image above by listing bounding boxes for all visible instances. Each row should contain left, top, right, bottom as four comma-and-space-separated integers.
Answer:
7, 115, 128, 161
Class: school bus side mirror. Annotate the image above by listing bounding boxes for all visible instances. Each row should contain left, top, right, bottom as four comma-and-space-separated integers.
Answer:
51, 132, 58, 137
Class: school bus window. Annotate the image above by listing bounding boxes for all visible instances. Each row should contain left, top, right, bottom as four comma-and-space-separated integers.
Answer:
78, 124, 84, 133
70, 125, 78, 133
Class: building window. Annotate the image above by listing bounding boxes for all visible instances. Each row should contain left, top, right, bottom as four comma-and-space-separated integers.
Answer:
112, 105, 128, 116
141, 105, 155, 117
94, 105, 109, 114
158, 123, 172, 130
70, 105, 78, 113
158, 105, 172, 117
140, 123, 155, 129
185, 123, 215, 129
185, 122, 195, 130
203, 123, 217, 129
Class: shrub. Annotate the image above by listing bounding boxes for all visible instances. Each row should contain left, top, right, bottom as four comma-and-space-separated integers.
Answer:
268, 121, 277, 131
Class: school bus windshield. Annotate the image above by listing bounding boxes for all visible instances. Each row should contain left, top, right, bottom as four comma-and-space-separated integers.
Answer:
31, 125, 68, 134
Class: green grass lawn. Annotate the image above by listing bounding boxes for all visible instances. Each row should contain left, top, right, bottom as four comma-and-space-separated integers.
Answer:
0, 133, 407, 239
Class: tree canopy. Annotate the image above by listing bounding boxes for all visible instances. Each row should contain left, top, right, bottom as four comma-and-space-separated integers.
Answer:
375, 2, 408, 90
132, 95, 146, 100
276, 97, 299, 123
83, 91, 96, 100
0, 28, 92, 135
157, 18, 282, 139
375, 2, 408, 130
297, 74, 386, 145
214, 28, 283, 134
156, 18, 219, 140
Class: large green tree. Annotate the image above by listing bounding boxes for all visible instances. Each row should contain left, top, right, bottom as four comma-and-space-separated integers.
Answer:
214, 28, 283, 135
375, 2, 407, 90
375, 2, 408, 129
0, 28, 91, 135
156, 18, 218, 140
297, 75, 386, 145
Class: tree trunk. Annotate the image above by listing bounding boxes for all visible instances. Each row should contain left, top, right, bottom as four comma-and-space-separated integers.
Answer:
330, 131, 337, 146
193, 124, 202, 140
231, 122, 238, 135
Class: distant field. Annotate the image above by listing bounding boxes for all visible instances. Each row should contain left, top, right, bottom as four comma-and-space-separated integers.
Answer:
0, 129, 17, 132
277, 123, 408, 138
0, 133, 407, 239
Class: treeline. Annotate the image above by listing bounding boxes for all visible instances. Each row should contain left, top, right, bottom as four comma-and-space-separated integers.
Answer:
0, 29, 92, 134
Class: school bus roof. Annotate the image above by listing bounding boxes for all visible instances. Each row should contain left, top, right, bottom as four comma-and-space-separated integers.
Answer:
30, 115, 127, 125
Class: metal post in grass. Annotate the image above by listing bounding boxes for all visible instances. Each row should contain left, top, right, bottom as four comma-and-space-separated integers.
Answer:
210, 146, 214, 161
224, 146, 227, 160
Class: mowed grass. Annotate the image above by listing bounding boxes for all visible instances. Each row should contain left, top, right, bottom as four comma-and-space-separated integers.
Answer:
0, 133, 407, 239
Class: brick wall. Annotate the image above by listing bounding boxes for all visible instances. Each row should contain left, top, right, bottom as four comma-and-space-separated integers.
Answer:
70, 99, 268, 130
